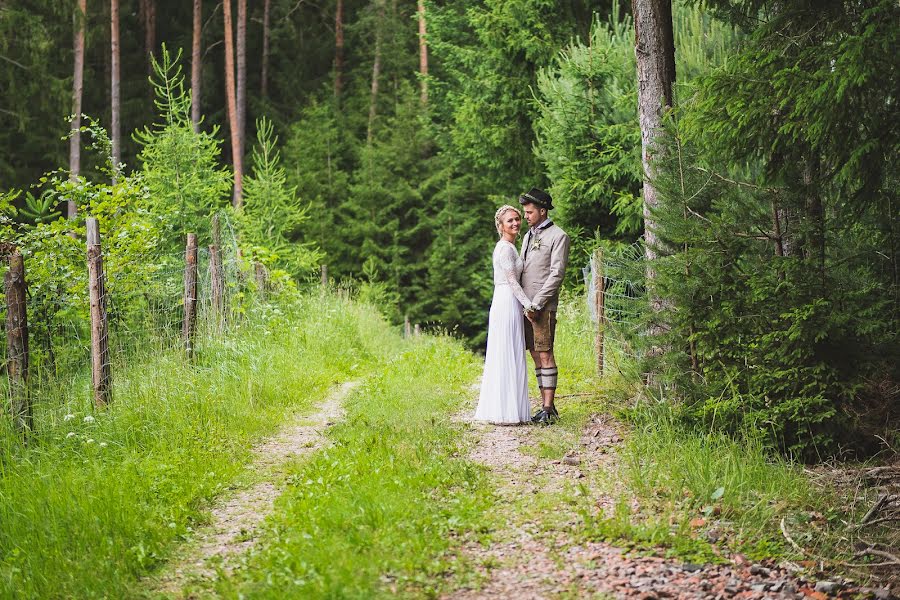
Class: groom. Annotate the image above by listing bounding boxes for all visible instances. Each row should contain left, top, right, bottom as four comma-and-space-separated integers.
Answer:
518, 188, 570, 425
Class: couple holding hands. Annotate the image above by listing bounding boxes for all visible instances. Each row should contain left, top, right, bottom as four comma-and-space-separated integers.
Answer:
475, 188, 570, 426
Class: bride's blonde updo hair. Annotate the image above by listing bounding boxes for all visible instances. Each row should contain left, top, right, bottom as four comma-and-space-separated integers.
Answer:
494, 204, 521, 236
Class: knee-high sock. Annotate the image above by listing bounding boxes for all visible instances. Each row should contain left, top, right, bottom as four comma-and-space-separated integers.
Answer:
540, 367, 558, 390
534, 368, 544, 390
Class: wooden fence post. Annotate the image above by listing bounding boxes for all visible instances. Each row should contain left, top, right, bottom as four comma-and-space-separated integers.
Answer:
211, 212, 222, 250
208, 244, 225, 333
320, 264, 328, 287
254, 261, 267, 299
404, 315, 411, 338
593, 248, 605, 376
414, 323, 421, 337
86, 218, 111, 406
182, 234, 198, 357
4, 252, 31, 433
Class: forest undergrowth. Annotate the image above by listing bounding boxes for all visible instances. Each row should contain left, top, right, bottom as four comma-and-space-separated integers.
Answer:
0, 294, 391, 599
1, 294, 895, 599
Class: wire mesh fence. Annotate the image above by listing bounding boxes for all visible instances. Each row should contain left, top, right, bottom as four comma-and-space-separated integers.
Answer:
583, 240, 647, 374
0, 212, 259, 434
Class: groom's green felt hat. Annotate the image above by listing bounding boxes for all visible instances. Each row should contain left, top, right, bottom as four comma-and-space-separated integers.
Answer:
519, 187, 554, 210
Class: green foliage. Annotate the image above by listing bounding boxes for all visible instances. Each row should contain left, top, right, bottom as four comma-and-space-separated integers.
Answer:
0, 1, 70, 188
215, 336, 491, 598
135, 45, 232, 247
648, 0, 899, 457
533, 3, 738, 278
19, 191, 61, 224
0, 295, 392, 599
534, 6, 641, 241
282, 100, 353, 269
428, 0, 595, 193
241, 117, 323, 279
623, 400, 814, 544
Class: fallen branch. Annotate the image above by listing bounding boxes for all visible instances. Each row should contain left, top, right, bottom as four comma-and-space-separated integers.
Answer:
858, 514, 900, 528
859, 494, 890, 526
780, 517, 809, 557
852, 547, 900, 566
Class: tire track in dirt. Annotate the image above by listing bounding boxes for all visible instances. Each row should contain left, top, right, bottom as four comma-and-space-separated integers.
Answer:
147, 381, 358, 597
448, 396, 880, 600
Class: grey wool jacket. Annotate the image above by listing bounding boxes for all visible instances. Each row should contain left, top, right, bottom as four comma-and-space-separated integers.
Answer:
519, 221, 570, 311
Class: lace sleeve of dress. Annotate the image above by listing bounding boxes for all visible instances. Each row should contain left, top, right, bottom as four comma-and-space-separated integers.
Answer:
499, 243, 533, 309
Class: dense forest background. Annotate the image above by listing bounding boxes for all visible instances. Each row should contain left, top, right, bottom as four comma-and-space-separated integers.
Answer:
1, 0, 897, 458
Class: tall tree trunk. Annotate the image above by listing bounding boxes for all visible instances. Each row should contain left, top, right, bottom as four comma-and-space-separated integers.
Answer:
366, 0, 385, 145
236, 0, 247, 165
191, 0, 202, 131
632, 0, 675, 340
417, 0, 428, 106
261, 0, 271, 98
110, 0, 121, 181
223, 0, 243, 207
68, 0, 87, 219
633, 0, 675, 262
334, 0, 344, 100
139, 0, 156, 74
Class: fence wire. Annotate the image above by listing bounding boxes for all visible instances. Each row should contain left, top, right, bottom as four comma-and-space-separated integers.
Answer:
584, 240, 648, 371
0, 213, 255, 427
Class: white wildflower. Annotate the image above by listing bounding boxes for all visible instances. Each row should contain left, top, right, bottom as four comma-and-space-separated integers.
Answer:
64, 414, 75, 422
86, 438, 94, 444
99, 442, 108, 448
83, 415, 95, 423
66, 432, 76, 439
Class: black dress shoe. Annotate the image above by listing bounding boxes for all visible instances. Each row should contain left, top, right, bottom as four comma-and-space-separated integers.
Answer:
535, 407, 559, 425
530, 408, 547, 423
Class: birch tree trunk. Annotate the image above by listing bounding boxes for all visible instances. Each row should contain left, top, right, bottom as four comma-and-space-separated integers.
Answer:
191, 0, 202, 131
261, 0, 271, 98
110, 0, 121, 181
334, 0, 344, 100
366, 0, 385, 145
68, 0, 87, 219
417, 0, 428, 106
223, 0, 243, 207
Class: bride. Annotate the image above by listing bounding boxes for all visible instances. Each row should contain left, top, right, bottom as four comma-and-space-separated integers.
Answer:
474, 205, 535, 424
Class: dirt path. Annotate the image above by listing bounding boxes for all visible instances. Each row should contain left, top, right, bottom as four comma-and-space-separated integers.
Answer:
148, 381, 358, 597
448, 400, 881, 600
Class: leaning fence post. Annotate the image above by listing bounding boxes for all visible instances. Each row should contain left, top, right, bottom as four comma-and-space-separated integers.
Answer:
593, 248, 605, 376
208, 244, 225, 332
86, 218, 111, 406
5, 251, 31, 433
182, 234, 198, 357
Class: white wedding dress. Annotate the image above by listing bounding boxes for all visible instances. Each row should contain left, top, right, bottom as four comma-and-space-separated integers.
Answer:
474, 240, 532, 423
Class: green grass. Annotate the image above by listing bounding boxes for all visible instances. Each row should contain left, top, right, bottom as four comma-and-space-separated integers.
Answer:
211, 335, 495, 599
536, 298, 829, 563
0, 293, 394, 599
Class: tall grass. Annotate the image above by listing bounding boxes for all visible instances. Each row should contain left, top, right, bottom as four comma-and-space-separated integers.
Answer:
544, 297, 824, 559
0, 294, 393, 599
213, 336, 493, 599
620, 400, 816, 554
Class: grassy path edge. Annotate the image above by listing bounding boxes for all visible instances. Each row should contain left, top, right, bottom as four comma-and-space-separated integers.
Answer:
144, 380, 360, 597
